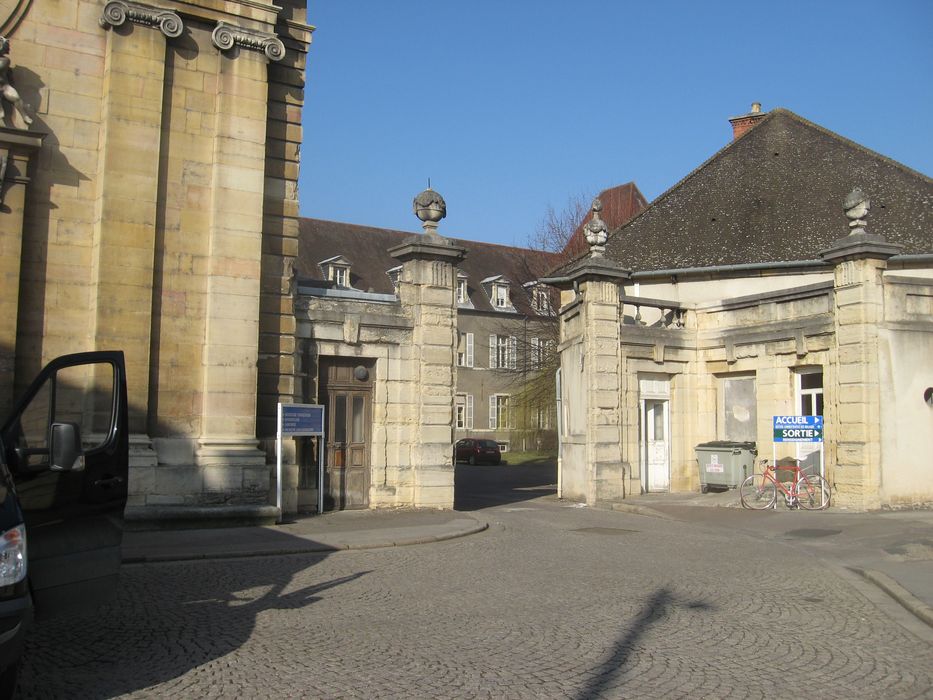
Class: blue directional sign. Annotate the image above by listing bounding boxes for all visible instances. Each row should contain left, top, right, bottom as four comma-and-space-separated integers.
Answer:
280, 403, 324, 436
773, 415, 823, 443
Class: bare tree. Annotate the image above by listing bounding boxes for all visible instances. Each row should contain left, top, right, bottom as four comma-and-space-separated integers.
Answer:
497, 194, 592, 451
529, 191, 592, 255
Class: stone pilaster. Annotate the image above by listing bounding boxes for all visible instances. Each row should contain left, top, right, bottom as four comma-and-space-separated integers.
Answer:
389, 234, 466, 508
257, 11, 313, 444
822, 228, 902, 510
580, 276, 626, 505
0, 127, 43, 417
94, 12, 176, 434
195, 45, 270, 484
545, 255, 629, 506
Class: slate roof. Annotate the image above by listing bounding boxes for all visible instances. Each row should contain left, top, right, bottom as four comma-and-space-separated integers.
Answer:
562, 182, 648, 258
297, 219, 563, 316
603, 108, 933, 272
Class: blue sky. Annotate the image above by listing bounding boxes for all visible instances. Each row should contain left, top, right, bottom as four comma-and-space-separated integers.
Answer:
299, 1, 933, 247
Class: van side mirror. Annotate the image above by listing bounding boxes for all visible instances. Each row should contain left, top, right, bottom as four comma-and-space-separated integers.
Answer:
50, 422, 85, 472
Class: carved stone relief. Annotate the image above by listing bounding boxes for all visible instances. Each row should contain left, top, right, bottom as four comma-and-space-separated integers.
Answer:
99, 1, 184, 39
212, 21, 285, 62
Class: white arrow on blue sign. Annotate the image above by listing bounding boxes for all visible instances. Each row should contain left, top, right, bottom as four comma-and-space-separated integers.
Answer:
772, 415, 823, 443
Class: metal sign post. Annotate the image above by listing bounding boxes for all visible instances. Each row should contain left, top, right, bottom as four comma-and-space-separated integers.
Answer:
276, 403, 325, 523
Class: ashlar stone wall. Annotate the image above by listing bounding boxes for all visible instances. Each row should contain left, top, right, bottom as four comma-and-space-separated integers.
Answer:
1, 1, 312, 510
554, 257, 932, 511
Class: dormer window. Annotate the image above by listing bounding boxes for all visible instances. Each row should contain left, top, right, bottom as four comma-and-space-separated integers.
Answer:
319, 255, 352, 289
455, 271, 474, 309
530, 284, 554, 315
493, 283, 509, 308
481, 275, 515, 312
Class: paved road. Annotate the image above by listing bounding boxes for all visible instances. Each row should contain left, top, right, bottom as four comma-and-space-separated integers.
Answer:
17, 465, 933, 699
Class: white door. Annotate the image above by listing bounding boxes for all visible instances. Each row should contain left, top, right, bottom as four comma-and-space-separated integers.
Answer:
796, 369, 824, 476
642, 399, 670, 492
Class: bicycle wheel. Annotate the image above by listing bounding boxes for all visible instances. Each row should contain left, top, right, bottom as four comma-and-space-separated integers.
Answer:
740, 474, 776, 510
795, 474, 831, 510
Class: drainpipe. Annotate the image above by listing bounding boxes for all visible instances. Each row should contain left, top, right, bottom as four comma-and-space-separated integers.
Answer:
556, 367, 562, 499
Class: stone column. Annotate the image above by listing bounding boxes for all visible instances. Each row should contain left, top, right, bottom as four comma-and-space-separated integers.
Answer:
387, 189, 466, 508
195, 29, 281, 494
0, 128, 43, 416
543, 199, 630, 506
821, 188, 902, 510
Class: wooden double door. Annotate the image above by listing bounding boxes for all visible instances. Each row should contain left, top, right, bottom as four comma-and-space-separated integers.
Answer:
319, 358, 374, 510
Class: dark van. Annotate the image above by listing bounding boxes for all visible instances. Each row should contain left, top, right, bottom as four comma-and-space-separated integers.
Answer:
0, 351, 129, 696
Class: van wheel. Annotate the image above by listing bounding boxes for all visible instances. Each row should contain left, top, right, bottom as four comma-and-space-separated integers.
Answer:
701, 484, 709, 494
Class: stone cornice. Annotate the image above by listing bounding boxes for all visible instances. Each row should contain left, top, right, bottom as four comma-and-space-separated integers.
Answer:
540, 256, 631, 289
100, 0, 184, 38
820, 232, 904, 264
212, 20, 285, 61
388, 233, 467, 265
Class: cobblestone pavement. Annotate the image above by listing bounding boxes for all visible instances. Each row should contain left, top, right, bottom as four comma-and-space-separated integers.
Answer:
17, 471, 933, 699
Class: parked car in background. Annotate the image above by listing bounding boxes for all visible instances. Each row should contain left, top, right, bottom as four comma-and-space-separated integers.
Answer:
455, 438, 502, 465
0, 351, 129, 697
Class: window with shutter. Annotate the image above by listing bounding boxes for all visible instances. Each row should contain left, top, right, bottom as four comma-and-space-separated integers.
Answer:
489, 335, 497, 369
466, 394, 474, 429
489, 394, 497, 429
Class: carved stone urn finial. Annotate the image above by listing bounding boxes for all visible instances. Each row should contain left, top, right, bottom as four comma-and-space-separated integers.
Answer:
584, 197, 608, 257
843, 187, 870, 236
413, 186, 447, 236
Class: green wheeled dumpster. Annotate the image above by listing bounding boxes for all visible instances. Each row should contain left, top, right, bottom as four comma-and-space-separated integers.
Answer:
696, 441, 757, 492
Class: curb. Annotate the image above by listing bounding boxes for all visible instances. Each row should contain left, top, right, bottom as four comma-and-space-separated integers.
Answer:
851, 567, 933, 628
122, 520, 489, 564
607, 502, 676, 520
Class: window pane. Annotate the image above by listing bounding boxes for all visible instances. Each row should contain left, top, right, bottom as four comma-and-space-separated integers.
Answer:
351, 396, 364, 443
55, 363, 115, 445
723, 377, 756, 442
801, 372, 823, 390
19, 380, 50, 453
653, 404, 665, 440
334, 395, 346, 443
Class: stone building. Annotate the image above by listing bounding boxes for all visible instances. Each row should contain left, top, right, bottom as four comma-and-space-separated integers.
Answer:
293, 198, 563, 512
547, 106, 933, 510
0, 0, 312, 518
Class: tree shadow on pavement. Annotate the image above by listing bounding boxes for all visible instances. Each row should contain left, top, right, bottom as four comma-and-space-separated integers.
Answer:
575, 588, 714, 700
16, 554, 369, 699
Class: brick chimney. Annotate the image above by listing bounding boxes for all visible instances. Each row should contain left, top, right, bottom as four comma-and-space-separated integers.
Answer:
729, 102, 766, 140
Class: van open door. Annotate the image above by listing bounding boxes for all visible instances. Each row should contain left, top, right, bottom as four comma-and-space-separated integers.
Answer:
0, 351, 129, 619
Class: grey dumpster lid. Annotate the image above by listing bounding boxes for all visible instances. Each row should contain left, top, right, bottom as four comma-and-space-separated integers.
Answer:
695, 441, 757, 450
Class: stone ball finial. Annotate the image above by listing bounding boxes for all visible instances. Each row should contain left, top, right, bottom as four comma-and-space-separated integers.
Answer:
413, 187, 447, 224
843, 187, 870, 236
584, 197, 609, 257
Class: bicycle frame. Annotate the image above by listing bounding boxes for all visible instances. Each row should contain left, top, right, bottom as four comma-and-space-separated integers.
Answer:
740, 460, 831, 510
